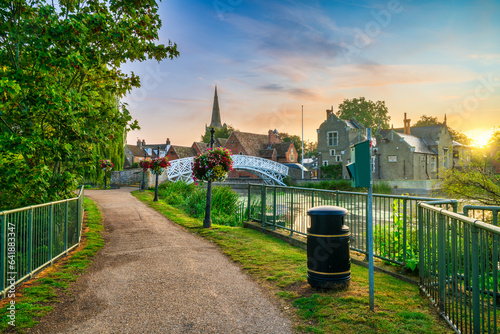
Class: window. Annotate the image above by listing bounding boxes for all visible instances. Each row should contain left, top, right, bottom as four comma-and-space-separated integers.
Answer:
335, 155, 342, 162
323, 161, 329, 166
239, 152, 243, 155
431, 156, 437, 172
330, 149, 336, 156
327, 131, 338, 146
371, 156, 376, 173
388, 155, 397, 162
443, 148, 449, 168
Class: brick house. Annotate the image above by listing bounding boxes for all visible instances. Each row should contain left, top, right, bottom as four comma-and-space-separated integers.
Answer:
223, 129, 298, 179
124, 142, 151, 168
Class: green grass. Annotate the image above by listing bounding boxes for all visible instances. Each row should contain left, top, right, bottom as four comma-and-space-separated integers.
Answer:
133, 190, 452, 334
0, 197, 104, 333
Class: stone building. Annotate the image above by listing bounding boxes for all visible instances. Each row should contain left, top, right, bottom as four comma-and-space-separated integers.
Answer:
317, 110, 468, 181
316, 108, 365, 179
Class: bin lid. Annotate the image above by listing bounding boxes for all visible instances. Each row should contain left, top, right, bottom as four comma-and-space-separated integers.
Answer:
307, 205, 348, 216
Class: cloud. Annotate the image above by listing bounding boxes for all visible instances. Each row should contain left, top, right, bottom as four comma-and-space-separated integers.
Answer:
260, 83, 285, 91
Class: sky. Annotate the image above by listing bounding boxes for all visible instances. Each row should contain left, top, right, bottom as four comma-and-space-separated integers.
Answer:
122, 0, 500, 148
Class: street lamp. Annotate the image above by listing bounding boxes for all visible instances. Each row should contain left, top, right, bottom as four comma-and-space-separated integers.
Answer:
141, 150, 147, 191
154, 145, 160, 201
203, 128, 216, 228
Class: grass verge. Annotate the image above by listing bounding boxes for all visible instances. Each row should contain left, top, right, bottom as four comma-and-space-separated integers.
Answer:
0, 197, 104, 333
133, 190, 452, 334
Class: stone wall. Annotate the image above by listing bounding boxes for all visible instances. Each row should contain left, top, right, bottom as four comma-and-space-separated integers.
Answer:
111, 169, 169, 188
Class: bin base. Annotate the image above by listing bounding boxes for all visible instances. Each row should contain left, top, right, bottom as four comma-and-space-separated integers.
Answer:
307, 272, 350, 290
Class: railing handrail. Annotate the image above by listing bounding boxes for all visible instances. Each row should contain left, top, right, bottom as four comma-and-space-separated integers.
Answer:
0, 185, 84, 215
420, 202, 500, 235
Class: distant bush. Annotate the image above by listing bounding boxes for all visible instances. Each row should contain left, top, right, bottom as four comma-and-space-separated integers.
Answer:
298, 179, 392, 194
158, 182, 242, 226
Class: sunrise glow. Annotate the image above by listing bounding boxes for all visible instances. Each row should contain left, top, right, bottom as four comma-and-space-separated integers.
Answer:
465, 128, 495, 148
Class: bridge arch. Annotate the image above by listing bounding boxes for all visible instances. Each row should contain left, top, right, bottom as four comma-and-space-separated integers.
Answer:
167, 155, 289, 186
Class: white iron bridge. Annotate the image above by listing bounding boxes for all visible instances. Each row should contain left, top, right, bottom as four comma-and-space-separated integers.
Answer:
166, 155, 289, 186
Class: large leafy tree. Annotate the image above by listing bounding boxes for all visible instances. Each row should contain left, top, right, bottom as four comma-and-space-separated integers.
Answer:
336, 97, 390, 129
441, 165, 500, 206
0, 0, 178, 210
413, 115, 472, 145
201, 125, 236, 144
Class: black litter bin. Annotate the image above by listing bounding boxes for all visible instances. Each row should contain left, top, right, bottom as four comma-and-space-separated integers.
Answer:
307, 206, 350, 289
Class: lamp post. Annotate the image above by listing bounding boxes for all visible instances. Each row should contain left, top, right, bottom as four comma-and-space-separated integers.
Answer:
141, 150, 147, 191
203, 128, 216, 228
153, 145, 160, 202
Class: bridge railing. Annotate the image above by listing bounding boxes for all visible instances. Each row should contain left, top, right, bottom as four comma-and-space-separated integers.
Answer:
0, 187, 84, 299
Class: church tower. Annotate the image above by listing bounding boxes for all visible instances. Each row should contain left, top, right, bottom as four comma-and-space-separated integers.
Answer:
207, 86, 223, 130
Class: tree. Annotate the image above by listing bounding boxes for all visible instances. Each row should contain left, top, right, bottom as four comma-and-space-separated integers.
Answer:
413, 115, 472, 145
201, 125, 236, 144
413, 115, 439, 127
336, 97, 390, 129
0, 1, 179, 210
277, 132, 302, 161
441, 165, 500, 206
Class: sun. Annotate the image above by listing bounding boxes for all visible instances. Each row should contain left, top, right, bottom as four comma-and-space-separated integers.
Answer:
465, 128, 495, 148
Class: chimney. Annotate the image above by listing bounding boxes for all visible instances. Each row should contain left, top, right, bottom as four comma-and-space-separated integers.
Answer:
137, 138, 142, 147
142, 139, 146, 146
268, 130, 280, 145
326, 105, 334, 120
403, 113, 411, 135
166, 138, 171, 146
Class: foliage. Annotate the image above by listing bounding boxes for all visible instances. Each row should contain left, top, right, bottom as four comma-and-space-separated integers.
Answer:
192, 147, 233, 183
319, 164, 342, 179
441, 164, 500, 206
0, 0, 179, 210
374, 199, 419, 271
336, 97, 390, 129
277, 132, 302, 161
130, 162, 140, 169
201, 124, 236, 143
139, 158, 152, 171
157, 182, 243, 226
413, 115, 472, 145
413, 115, 439, 127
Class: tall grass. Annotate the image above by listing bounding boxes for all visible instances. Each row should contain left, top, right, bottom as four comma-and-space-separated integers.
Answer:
157, 182, 242, 226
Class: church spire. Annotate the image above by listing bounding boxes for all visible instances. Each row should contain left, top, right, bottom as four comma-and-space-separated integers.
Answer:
208, 85, 223, 129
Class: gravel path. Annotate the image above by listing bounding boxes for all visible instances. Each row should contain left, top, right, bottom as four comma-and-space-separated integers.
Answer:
28, 188, 293, 334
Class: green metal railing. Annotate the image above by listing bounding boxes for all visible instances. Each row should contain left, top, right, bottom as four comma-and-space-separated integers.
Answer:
419, 202, 499, 334
247, 184, 456, 267
0, 187, 84, 299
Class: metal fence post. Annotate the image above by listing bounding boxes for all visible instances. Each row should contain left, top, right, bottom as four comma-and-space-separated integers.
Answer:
437, 212, 446, 311
311, 189, 315, 208
0, 214, 5, 294
64, 201, 69, 253
418, 205, 424, 284
273, 186, 277, 230
402, 197, 408, 268
471, 226, 480, 334
247, 184, 251, 221
335, 190, 339, 206
290, 188, 294, 236
493, 210, 499, 227
261, 185, 266, 227
49, 204, 53, 261
28, 208, 33, 275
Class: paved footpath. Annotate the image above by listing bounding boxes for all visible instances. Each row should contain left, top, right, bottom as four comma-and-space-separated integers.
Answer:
28, 188, 293, 334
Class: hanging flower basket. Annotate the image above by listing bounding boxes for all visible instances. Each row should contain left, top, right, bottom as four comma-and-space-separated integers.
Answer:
100, 159, 114, 172
139, 158, 152, 171
150, 157, 171, 175
192, 147, 233, 183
